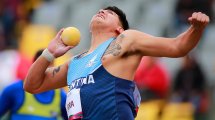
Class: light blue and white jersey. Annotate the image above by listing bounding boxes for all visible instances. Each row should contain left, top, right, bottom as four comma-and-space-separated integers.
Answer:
67, 37, 139, 120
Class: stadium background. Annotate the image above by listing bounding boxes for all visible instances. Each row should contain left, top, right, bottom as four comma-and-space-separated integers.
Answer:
0, 0, 215, 119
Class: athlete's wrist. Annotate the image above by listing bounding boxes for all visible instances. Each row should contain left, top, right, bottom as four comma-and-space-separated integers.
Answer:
41, 48, 55, 62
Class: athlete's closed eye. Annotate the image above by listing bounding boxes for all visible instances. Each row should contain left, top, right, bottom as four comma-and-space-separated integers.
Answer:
106, 10, 118, 17
107, 10, 114, 15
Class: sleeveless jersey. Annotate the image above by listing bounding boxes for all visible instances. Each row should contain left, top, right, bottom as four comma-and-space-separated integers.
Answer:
67, 38, 138, 120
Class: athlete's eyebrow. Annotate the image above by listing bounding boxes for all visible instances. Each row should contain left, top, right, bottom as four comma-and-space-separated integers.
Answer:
106, 10, 118, 16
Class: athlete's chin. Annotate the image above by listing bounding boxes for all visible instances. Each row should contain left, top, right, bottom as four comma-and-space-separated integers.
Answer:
91, 21, 104, 28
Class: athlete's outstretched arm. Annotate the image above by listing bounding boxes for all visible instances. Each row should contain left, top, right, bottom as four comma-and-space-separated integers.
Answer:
123, 12, 209, 57
24, 29, 73, 94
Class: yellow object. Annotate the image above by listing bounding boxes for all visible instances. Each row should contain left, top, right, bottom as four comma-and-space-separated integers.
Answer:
19, 24, 56, 59
18, 90, 61, 117
161, 102, 194, 120
135, 100, 164, 120
54, 52, 72, 66
61, 27, 81, 46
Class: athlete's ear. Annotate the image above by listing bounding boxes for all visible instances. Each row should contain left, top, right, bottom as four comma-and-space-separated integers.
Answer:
115, 27, 124, 35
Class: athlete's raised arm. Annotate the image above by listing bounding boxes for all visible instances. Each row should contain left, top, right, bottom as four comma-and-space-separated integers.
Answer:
123, 12, 209, 57
24, 29, 73, 94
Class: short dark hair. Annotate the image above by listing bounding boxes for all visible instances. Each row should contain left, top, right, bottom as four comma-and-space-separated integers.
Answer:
104, 6, 129, 30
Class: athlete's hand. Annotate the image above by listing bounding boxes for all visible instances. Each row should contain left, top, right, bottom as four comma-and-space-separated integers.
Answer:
47, 28, 74, 58
188, 12, 210, 29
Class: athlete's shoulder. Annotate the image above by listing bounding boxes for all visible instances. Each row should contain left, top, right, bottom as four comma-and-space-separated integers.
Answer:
120, 29, 140, 36
2, 81, 23, 94
0, 81, 24, 106
120, 29, 149, 40
115, 29, 142, 44
111, 30, 142, 55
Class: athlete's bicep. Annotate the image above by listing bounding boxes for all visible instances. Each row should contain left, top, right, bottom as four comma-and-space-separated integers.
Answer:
124, 30, 181, 57
33, 62, 69, 93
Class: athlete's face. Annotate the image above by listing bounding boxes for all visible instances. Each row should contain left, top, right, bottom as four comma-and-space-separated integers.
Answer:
90, 9, 123, 31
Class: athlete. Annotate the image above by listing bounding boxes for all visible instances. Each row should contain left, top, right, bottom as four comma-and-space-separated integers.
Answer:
0, 50, 68, 120
24, 6, 210, 120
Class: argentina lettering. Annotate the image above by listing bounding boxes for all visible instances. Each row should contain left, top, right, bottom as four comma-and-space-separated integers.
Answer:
69, 74, 95, 90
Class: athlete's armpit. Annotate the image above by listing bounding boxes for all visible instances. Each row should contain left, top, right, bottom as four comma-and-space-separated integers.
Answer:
104, 34, 124, 56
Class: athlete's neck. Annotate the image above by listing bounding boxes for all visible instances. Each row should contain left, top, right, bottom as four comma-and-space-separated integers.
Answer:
88, 31, 117, 53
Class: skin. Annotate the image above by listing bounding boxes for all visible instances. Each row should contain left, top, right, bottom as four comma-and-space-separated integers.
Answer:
24, 9, 210, 94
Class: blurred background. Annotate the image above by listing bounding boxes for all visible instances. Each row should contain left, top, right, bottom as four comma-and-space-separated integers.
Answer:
0, 0, 214, 120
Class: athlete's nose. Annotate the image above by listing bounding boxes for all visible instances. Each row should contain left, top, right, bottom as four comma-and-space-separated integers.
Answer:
98, 9, 105, 14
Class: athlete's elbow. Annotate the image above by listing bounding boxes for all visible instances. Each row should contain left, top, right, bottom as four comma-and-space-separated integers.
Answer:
173, 48, 188, 58
24, 87, 40, 94
23, 79, 38, 94
23, 86, 34, 94
23, 83, 35, 94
